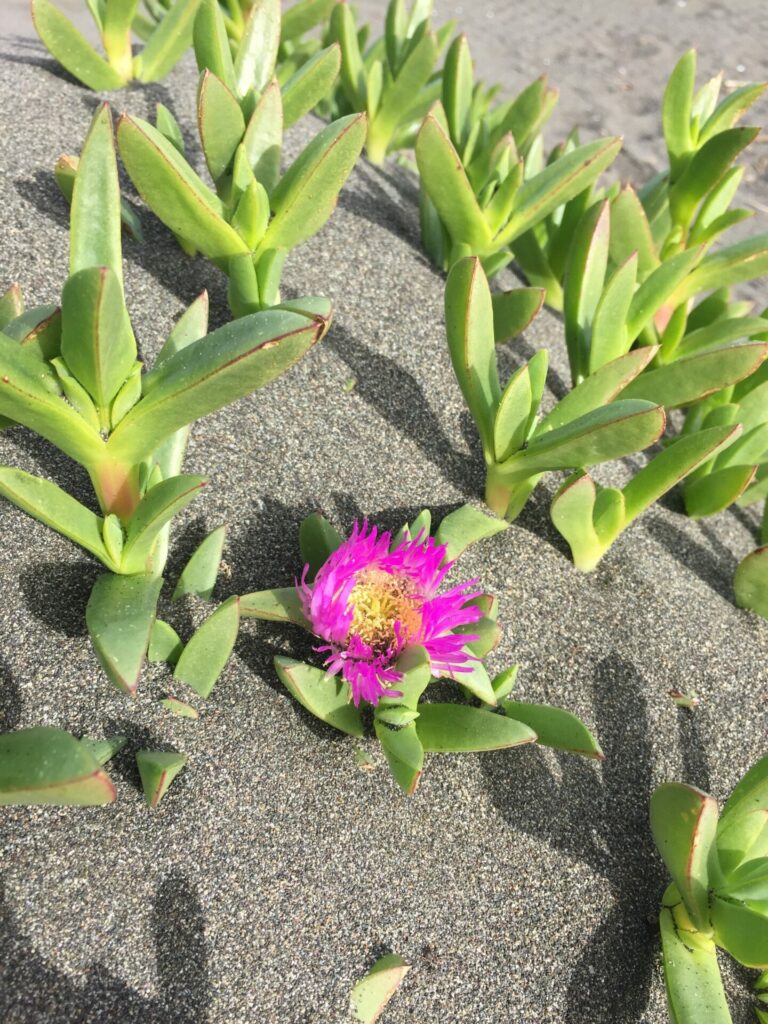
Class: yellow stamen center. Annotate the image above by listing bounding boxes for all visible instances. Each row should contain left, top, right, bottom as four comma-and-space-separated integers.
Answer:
348, 569, 422, 653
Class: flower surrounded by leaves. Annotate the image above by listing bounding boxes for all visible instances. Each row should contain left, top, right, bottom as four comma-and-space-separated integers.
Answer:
298, 520, 483, 706
240, 506, 602, 794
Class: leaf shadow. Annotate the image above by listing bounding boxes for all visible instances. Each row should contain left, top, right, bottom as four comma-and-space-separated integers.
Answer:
0, 870, 210, 1023
481, 655, 669, 1023
642, 514, 737, 603
18, 559, 100, 638
326, 324, 482, 497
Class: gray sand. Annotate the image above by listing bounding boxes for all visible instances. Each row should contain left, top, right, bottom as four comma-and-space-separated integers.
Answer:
0, 10, 767, 1024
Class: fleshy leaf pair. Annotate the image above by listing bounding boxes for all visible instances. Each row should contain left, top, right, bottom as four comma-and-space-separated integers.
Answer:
239, 506, 602, 794
651, 757, 768, 1023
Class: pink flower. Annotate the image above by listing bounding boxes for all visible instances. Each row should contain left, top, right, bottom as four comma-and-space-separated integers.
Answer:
297, 520, 483, 706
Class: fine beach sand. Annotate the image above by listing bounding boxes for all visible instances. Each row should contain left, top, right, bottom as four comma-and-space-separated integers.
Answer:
0, 5, 767, 1022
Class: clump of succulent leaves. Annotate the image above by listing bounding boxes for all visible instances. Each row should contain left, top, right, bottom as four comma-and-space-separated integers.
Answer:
414, 34, 621, 283
116, 0, 362, 317
0, 103, 330, 696
32, 0, 202, 90
0, 726, 188, 808
237, 505, 602, 795
650, 757, 768, 1024
320, 0, 455, 165
545, 210, 768, 569
443, 257, 765, 569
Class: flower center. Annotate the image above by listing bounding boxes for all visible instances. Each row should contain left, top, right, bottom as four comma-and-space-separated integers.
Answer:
347, 569, 422, 654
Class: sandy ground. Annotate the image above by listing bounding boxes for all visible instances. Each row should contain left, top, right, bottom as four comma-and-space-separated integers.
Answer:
0, 3, 767, 1023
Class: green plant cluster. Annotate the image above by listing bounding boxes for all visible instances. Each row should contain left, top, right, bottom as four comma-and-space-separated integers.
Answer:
6, 3, 768, 1019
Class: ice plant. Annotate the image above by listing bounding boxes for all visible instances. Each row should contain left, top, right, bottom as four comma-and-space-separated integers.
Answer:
117, 0, 361, 316
651, 758, 768, 1024
32, 0, 201, 90
0, 104, 330, 694
239, 506, 602, 794
322, 0, 454, 165
297, 519, 483, 706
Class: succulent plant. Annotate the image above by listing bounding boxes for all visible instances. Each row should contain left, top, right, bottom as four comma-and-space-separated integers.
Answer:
0, 104, 330, 694
651, 758, 768, 1023
321, 0, 454, 165
116, 0, 362, 316
32, 0, 202, 90
238, 505, 602, 794
415, 71, 620, 280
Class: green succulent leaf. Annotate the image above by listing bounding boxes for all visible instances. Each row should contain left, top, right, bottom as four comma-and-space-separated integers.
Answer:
148, 619, 184, 664
502, 401, 665, 480
274, 655, 364, 736
282, 43, 341, 128
234, 0, 280, 97
136, 749, 188, 807
711, 896, 768, 968
589, 254, 638, 373
172, 524, 227, 602
70, 104, 123, 287
370, 30, 437, 157
117, 114, 249, 259
563, 199, 610, 382
79, 734, 127, 765
622, 426, 740, 524
659, 906, 731, 1024
350, 954, 410, 1024
497, 136, 622, 247
299, 512, 344, 582
668, 235, 768, 306
108, 308, 326, 465
492, 288, 544, 343
239, 586, 309, 627
502, 700, 603, 759
374, 720, 424, 794
542, 348, 656, 433
0, 727, 116, 806
650, 782, 720, 932
444, 257, 500, 453
31, 0, 127, 90
0, 285, 24, 331
197, 70, 246, 182
671, 126, 760, 228
416, 703, 536, 752
281, 0, 336, 39
416, 112, 493, 252
174, 595, 240, 698
621, 344, 768, 409
433, 503, 507, 561
625, 247, 703, 342
121, 475, 208, 574
609, 186, 659, 277
699, 81, 768, 145
86, 572, 163, 694
684, 464, 756, 519
0, 466, 115, 567
662, 49, 696, 175
159, 696, 198, 718
133, 0, 201, 83
193, 0, 237, 93
721, 754, 768, 826
0, 332, 104, 469
61, 266, 136, 409
718, 858, 768, 902
259, 113, 367, 253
